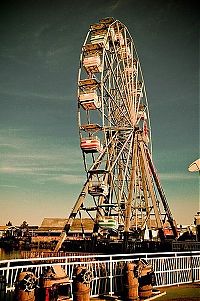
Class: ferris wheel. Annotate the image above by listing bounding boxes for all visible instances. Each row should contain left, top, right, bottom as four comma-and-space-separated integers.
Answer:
55, 18, 177, 252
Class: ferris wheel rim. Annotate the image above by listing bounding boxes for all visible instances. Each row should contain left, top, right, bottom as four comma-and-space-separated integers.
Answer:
78, 19, 152, 145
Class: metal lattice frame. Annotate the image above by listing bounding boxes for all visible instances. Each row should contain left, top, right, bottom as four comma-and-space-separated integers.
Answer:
55, 18, 177, 252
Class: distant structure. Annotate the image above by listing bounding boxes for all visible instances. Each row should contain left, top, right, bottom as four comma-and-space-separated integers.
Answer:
194, 212, 200, 242
188, 159, 200, 172
188, 159, 200, 241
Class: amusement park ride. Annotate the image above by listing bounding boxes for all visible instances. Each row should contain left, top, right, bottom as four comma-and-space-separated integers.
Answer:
55, 18, 178, 252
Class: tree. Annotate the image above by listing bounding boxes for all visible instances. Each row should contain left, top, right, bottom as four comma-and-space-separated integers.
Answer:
20, 221, 29, 236
6, 221, 12, 226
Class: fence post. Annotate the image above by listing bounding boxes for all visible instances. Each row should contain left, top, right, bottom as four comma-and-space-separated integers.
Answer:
109, 255, 113, 296
190, 252, 194, 283
5, 260, 10, 292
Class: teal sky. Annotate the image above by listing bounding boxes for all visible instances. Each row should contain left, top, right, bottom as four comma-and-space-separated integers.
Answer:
0, 0, 199, 226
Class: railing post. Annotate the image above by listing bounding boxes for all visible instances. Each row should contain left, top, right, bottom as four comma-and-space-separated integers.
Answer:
6, 261, 10, 292
109, 255, 113, 296
190, 252, 194, 283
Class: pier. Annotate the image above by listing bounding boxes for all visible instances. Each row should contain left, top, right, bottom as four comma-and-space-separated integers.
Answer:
0, 251, 200, 300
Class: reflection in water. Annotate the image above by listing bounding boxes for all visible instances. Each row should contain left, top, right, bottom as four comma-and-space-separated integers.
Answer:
0, 248, 21, 260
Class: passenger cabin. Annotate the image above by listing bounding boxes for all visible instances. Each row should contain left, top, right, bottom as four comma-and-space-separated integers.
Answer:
138, 110, 147, 120
88, 181, 108, 197
80, 136, 102, 153
83, 54, 102, 73
99, 17, 115, 26
98, 218, 118, 231
90, 24, 109, 50
87, 169, 109, 197
78, 78, 101, 110
83, 43, 102, 74
79, 91, 100, 110
80, 123, 102, 132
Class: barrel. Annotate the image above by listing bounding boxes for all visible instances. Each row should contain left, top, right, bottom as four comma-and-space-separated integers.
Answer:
138, 265, 153, 299
123, 262, 139, 301
72, 267, 91, 301
73, 282, 90, 301
124, 278, 139, 301
39, 266, 70, 301
15, 290, 36, 301
14, 271, 36, 301
138, 284, 152, 299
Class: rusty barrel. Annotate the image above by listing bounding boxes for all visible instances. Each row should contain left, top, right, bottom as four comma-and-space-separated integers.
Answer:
73, 282, 90, 301
14, 271, 37, 301
123, 262, 139, 301
72, 266, 92, 301
138, 265, 153, 299
138, 284, 152, 299
39, 265, 70, 301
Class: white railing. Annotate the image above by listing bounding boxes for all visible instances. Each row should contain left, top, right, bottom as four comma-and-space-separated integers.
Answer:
0, 251, 200, 296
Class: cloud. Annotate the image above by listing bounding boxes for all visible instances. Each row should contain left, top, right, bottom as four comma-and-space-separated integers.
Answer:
0, 164, 85, 187
159, 172, 197, 181
0, 184, 18, 188
109, 0, 122, 11
0, 89, 68, 102
47, 174, 85, 185
0, 143, 19, 152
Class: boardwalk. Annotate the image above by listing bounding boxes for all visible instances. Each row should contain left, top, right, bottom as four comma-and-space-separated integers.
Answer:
156, 283, 200, 301
1, 251, 200, 300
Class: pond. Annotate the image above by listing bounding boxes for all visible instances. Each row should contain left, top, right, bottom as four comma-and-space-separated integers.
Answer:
0, 248, 21, 260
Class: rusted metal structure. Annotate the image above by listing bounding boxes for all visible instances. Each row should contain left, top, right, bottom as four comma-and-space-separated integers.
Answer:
55, 17, 178, 252
123, 262, 139, 300
39, 265, 70, 301
72, 267, 92, 301
14, 271, 37, 301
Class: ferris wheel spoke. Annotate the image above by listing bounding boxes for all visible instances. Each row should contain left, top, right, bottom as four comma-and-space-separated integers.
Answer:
102, 84, 131, 126
107, 50, 130, 108
109, 32, 136, 119
103, 51, 132, 113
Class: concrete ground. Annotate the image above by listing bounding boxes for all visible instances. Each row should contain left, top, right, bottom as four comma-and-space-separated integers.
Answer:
91, 283, 200, 301
157, 283, 200, 301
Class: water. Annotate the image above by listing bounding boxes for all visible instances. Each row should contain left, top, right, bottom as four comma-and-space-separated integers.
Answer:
0, 248, 22, 260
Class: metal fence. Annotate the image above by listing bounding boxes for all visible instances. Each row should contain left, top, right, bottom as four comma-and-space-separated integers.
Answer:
0, 251, 200, 297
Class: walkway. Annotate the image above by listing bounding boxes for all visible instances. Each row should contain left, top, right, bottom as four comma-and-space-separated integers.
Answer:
158, 283, 200, 301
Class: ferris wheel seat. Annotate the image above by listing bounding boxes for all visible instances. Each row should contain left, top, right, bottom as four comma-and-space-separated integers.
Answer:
98, 218, 118, 230
138, 111, 147, 120
99, 17, 115, 25
80, 137, 103, 153
90, 23, 106, 31
83, 43, 103, 54
83, 55, 102, 73
79, 99, 101, 110
88, 181, 108, 197
90, 32, 109, 50
79, 92, 101, 110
